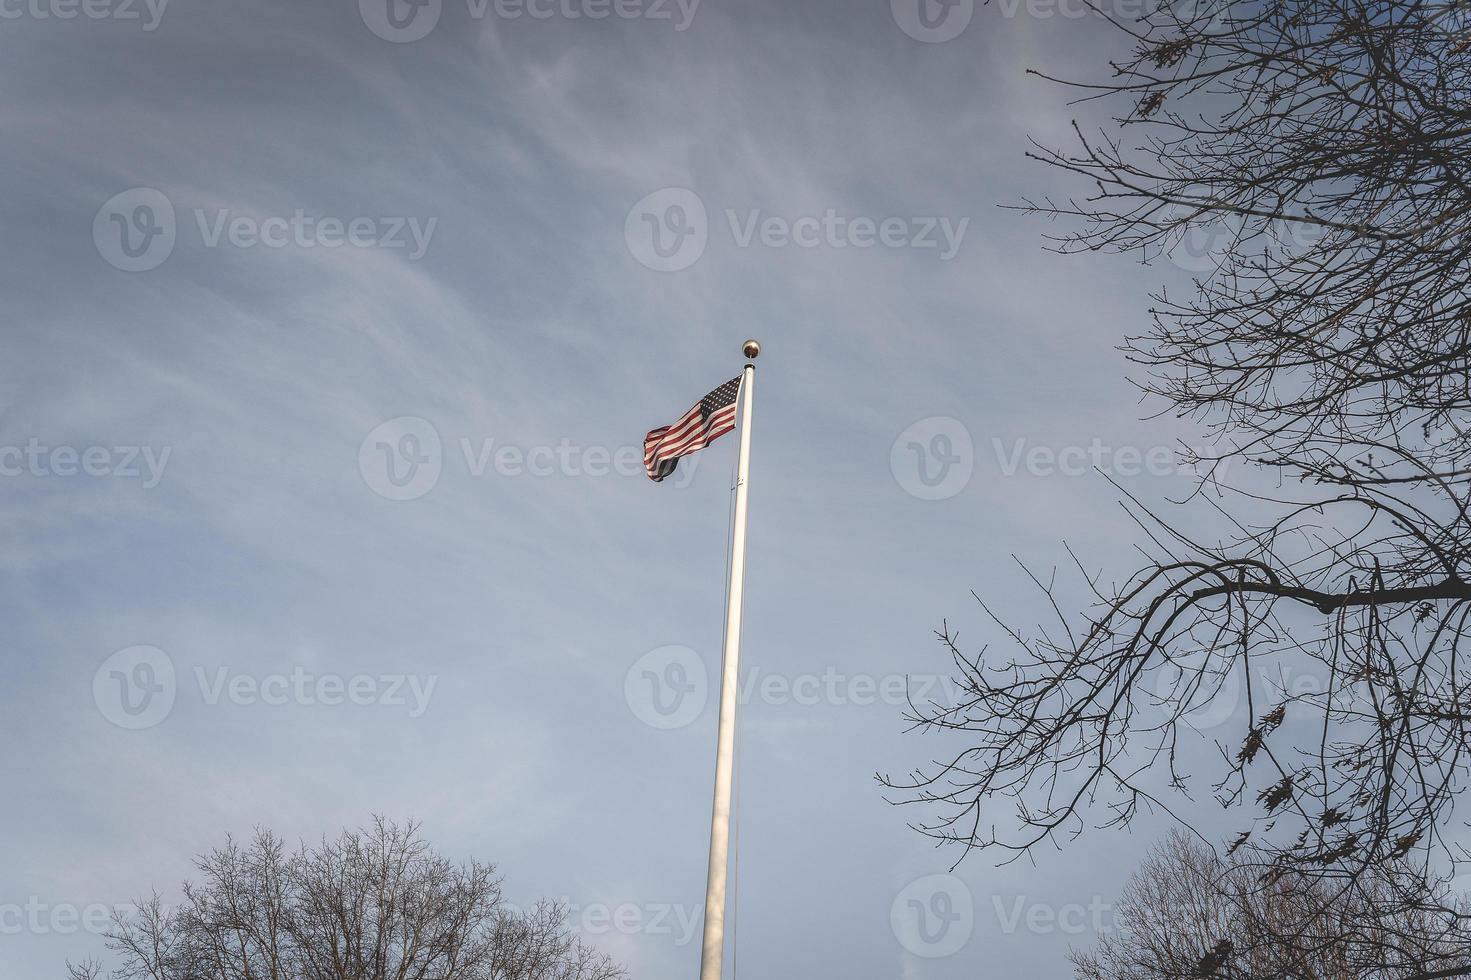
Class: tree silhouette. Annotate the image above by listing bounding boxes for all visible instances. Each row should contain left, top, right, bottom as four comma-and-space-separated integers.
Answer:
66, 818, 623, 980
884, 0, 1471, 889
1072, 831, 1471, 980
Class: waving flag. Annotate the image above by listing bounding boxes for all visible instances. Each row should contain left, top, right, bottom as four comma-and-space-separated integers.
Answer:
643, 375, 742, 482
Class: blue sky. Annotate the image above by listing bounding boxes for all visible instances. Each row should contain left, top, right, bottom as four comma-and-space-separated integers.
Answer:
0, 1, 1275, 977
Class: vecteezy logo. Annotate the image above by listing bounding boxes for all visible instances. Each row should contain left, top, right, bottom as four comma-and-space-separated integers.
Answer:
890, 417, 974, 500
624, 645, 707, 729
891, 874, 974, 958
93, 188, 176, 272
93, 645, 177, 730
624, 188, 708, 272
1169, 217, 1239, 273
1147, 0, 1231, 35
358, 417, 443, 501
360, 0, 441, 42
1151, 655, 1242, 732
891, 0, 974, 42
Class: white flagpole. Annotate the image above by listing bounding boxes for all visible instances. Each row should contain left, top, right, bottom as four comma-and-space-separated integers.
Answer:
697, 339, 761, 980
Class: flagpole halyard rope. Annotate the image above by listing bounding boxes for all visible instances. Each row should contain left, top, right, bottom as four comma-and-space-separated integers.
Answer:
714, 390, 746, 980
727, 441, 748, 980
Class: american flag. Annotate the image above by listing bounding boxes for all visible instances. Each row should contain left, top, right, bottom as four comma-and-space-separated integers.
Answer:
643, 375, 742, 483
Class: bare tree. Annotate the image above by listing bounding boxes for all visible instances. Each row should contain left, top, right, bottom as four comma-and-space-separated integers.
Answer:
65, 817, 623, 980
882, 0, 1471, 885
1071, 831, 1471, 980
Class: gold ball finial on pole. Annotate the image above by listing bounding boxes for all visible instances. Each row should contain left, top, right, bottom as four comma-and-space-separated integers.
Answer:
743, 339, 761, 360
